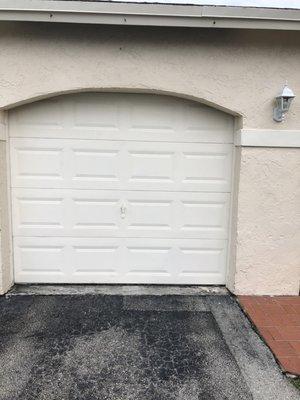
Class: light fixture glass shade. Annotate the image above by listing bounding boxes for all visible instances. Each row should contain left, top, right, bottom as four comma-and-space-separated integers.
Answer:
273, 85, 295, 122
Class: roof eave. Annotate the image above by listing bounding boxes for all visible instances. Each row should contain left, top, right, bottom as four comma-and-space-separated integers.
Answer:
1, 0, 300, 30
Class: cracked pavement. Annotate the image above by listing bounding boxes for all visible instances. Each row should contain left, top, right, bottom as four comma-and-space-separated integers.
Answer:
0, 291, 298, 400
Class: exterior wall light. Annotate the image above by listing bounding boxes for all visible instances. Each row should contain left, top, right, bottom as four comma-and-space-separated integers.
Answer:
273, 84, 295, 122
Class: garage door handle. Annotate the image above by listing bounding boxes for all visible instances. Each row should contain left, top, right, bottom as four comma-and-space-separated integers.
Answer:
120, 205, 127, 219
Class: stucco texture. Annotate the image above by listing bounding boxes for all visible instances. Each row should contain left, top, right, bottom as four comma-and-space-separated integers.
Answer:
0, 23, 299, 294
235, 148, 300, 295
0, 23, 299, 129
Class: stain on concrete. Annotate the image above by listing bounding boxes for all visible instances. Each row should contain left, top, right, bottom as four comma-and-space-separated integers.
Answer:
0, 294, 296, 400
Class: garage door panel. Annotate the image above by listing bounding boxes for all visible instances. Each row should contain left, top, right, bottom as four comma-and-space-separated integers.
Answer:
9, 93, 233, 144
10, 139, 232, 192
13, 243, 66, 275
182, 151, 230, 184
10, 98, 63, 127
74, 97, 120, 128
73, 148, 119, 182
12, 195, 65, 230
13, 237, 227, 284
12, 189, 230, 239
10, 144, 64, 181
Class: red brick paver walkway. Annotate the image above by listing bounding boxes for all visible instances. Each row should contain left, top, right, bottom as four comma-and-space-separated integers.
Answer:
238, 296, 300, 376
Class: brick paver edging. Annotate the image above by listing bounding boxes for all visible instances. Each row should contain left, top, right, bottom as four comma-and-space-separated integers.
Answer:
238, 296, 300, 376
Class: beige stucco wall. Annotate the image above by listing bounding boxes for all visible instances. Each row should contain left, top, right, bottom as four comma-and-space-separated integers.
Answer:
233, 148, 300, 295
0, 22, 299, 294
0, 23, 300, 129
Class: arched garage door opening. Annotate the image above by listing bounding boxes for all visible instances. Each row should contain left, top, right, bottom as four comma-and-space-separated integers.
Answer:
8, 93, 234, 285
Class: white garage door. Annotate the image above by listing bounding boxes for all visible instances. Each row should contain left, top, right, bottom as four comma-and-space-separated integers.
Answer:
9, 93, 233, 284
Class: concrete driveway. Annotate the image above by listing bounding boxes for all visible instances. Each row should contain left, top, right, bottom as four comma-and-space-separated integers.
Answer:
0, 287, 298, 400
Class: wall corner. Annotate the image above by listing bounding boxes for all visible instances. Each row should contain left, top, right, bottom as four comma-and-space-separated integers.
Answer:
0, 111, 13, 295
225, 134, 241, 295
